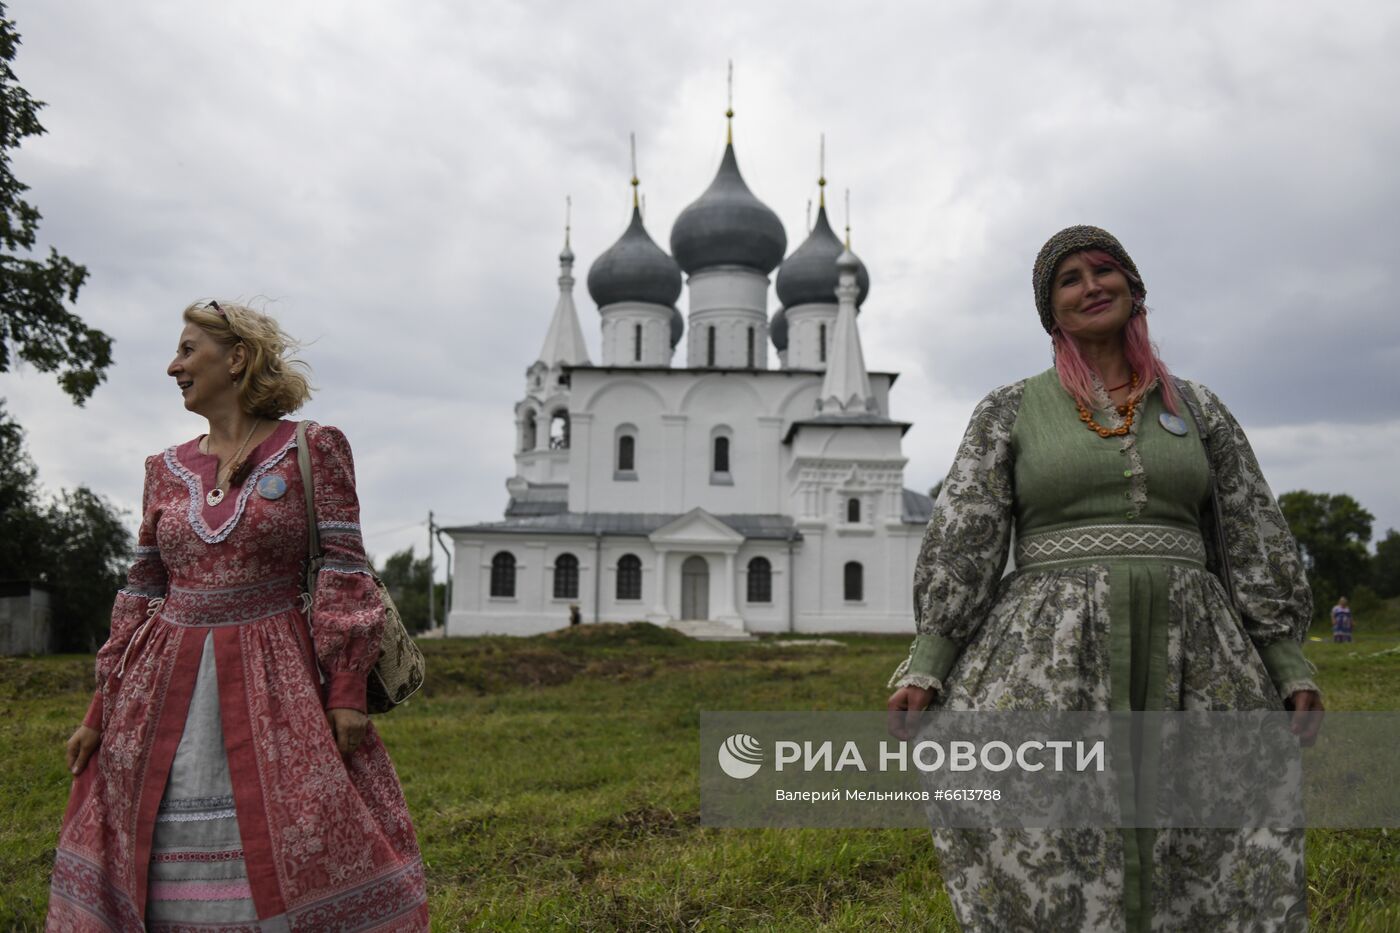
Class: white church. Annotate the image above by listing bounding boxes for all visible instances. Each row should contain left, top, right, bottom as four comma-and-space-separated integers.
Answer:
445, 116, 934, 638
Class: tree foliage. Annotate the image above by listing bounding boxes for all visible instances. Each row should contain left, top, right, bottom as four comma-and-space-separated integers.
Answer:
0, 3, 110, 404
1372, 528, 1400, 600
374, 547, 444, 634
1278, 490, 1374, 616
0, 403, 130, 649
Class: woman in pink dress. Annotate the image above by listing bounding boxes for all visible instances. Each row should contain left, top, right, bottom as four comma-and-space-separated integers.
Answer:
48, 301, 428, 932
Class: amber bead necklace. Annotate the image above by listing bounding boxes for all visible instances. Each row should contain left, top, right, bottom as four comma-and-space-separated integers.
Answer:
1078, 372, 1139, 438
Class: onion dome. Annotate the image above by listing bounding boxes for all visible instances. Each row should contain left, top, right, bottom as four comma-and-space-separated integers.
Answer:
670, 143, 787, 275
669, 305, 685, 348
770, 307, 788, 351
776, 204, 870, 308
587, 206, 683, 308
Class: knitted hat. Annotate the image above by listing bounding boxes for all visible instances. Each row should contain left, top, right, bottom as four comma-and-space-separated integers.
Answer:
1032, 225, 1145, 333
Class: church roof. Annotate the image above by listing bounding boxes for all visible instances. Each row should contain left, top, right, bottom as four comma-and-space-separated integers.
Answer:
781, 413, 911, 443
901, 488, 935, 524
670, 142, 787, 275
775, 204, 870, 308
587, 206, 683, 308
446, 511, 801, 540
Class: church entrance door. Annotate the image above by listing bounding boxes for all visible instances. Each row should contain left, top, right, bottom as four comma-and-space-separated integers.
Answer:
681, 556, 709, 620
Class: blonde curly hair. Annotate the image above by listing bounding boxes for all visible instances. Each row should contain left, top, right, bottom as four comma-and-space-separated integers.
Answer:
183, 300, 313, 419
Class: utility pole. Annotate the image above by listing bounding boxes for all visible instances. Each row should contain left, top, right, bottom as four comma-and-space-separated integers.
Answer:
427, 511, 435, 630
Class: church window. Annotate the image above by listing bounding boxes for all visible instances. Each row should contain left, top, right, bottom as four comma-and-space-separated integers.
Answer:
819, 323, 827, 363
707, 326, 716, 367
746, 326, 755, 368
747, 556, 772, 603
553, 553, 579, 599
713, 436, 730, 473
490, 552, 516, 598
618, 434, 635, 472
549, 410, 570, 449
522, 411, 537, 452
616, 554, 642, 600
847, 497, 861, 523
634, 323, 643, 362
844, 561, 863, 601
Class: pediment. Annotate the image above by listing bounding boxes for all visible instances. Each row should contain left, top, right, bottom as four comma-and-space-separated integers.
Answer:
649, 508, 745, 547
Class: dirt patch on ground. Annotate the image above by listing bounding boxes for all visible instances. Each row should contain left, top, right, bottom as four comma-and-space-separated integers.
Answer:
542, 622, 690, 648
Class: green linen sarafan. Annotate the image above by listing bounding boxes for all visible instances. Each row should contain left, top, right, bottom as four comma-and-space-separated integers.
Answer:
890, 369, 1317, 932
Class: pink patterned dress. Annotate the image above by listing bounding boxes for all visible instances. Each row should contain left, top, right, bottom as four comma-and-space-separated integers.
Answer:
48, 421, 428, 932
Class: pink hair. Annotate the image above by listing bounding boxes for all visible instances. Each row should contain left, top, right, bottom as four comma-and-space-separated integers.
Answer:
1050, 250, 1179, 415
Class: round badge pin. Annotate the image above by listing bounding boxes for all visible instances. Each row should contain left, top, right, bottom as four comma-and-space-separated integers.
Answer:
1159, 412, 1188, 436
257, 474, 288, 500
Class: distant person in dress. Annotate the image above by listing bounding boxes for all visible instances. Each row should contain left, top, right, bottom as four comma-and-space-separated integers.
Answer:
49, 300, 428, 931
1332, 596, 1354, 642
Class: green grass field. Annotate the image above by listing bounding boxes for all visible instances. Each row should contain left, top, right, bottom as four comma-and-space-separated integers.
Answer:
3, 606, 1398, 931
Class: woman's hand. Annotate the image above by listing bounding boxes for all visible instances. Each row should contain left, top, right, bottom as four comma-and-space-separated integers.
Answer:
1284, 689, 1324, 747
65, 725, 102, 776
887, 685, 936, 741
327, 707, 369, 759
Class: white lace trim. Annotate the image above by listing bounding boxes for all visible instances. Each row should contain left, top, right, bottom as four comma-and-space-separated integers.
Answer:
891, 673, 943, 693
163, 432, 298, 545
1279, 679, 1321, 702
1090, 372, 1154, 519
155, 807, 238, 824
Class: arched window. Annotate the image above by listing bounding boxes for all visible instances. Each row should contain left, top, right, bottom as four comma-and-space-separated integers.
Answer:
847, 497, 861, 523
747, 556, 772, 603
522, 411, 537, 452
819, 323, 827, 363
490, 552, 516, 598
746, 326, 755, 368
553, 553, 579, 599
634, 322, 643, 362
707, 326, 716, 367
713, 435, 730, 473
617, 434, 635, 472
843, 561, 863, 601
616, 554, 642, 600
549, 410, 570, 449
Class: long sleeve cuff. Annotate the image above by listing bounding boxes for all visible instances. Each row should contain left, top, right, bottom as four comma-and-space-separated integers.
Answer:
888, 633, 963, 691
82, 689, 104, 731
325, 670, 368, 713
1255, 638, 1319, 702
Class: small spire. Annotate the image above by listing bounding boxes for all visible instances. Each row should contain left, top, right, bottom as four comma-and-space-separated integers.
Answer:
564, 195, 572, 253
818, 133, 827, 208
629, 132, 640, 208
726, 60, 734, 144
844, 188, 852, 248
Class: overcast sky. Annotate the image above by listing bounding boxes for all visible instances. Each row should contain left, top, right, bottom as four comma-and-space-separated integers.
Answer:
5, 1, 1398, 578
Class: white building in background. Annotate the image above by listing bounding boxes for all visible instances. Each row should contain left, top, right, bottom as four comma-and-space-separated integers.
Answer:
444, 115, 933, 638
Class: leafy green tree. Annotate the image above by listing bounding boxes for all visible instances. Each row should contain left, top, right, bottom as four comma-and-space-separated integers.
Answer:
38, 486, 131, 650
1278, 490, 1374, 616
1372, 528, 1400, 600
1, 3, 110, 404
0, 404, 130, 649
375, 547, 444, 634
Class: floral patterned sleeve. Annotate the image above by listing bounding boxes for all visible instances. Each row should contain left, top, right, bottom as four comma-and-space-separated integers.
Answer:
1191, 382, 1318, 701
307, 424, 385, 714
888, 381, 1024, 693
83, 455, 170, 730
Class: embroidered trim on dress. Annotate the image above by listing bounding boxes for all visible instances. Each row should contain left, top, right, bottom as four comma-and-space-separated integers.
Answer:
148, 879, 253, 902
163, 432, 299, 545
155, 807, 238, 824
159, 794, 236, 812
1017, 523, 1206, 569
135, 544, 161, 558
151, 848, 246, 864
318, 520, 362, 533
321, 560, 373, 576
118, 585, 168, 599
283, 857, 427, 930
162, 578, 301, 628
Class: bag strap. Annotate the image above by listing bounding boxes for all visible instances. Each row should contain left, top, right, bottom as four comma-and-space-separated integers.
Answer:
1171, 377, 1240, 614
297, 421, 322, 564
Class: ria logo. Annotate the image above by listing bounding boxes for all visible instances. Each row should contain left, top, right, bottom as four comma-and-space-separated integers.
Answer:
718, 733, 764, 779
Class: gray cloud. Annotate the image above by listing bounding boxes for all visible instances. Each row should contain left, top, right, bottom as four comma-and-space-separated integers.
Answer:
5, 0, 1399, 569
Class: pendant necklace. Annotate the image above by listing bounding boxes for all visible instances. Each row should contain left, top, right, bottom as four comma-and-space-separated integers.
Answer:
205, 420, 260, 507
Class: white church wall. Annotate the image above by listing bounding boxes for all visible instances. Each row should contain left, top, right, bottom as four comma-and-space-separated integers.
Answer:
446, 534, 600, 636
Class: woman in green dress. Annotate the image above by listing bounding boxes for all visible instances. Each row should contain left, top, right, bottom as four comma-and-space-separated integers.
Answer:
886, 225, 1323, 931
